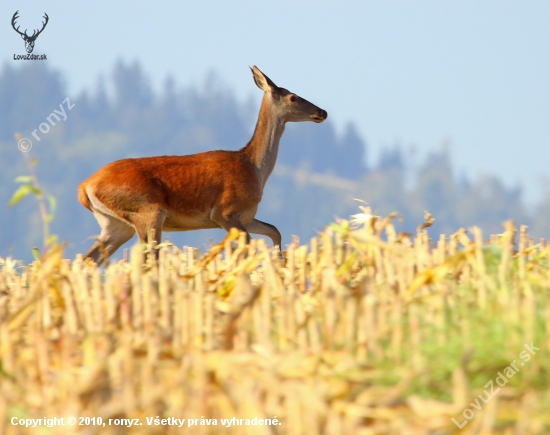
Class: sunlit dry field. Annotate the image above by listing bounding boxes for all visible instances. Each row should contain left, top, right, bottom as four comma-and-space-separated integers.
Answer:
1, 210, 549, 434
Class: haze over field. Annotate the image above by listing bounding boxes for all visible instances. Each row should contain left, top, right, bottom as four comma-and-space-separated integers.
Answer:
1, 1, 548, 201
1, 61, 548, 262
0, 2, 549, 261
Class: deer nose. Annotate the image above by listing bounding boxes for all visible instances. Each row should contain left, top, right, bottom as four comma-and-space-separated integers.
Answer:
312, 109, 328, 123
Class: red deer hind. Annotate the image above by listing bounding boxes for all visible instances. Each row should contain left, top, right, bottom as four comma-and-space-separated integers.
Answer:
78, 66, 327, 264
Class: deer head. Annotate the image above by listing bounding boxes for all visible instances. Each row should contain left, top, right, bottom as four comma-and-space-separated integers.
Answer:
250, 66, 327, 124
12, 11, 49, 54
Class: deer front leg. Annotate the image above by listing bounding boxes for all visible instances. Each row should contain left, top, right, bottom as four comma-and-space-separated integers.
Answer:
210, 208, 251, 243
245, 218, 281, 249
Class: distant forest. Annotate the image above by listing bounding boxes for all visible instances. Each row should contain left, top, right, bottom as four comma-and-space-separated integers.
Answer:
1, 61, 549, 262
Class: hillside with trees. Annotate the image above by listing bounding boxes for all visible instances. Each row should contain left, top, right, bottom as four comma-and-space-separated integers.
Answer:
0, 61, 548, 261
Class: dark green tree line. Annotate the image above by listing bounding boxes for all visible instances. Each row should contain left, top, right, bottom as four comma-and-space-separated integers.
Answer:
0, 61, 547, 262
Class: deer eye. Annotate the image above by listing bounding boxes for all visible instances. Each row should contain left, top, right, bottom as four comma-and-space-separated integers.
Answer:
289, 95, 297, 102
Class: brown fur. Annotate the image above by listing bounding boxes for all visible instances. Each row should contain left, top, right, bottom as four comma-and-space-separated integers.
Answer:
79, 66, 327, 264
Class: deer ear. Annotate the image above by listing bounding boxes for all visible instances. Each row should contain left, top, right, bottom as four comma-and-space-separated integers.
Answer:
250, 66, 277, 92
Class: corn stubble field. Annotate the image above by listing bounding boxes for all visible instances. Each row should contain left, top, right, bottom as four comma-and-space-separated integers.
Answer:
0, 209, 549, 435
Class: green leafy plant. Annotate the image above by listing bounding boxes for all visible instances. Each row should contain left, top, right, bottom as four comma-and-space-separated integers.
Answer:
8, 133, 57, 254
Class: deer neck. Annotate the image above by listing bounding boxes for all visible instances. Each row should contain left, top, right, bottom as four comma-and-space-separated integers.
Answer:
243, 95, 286, 188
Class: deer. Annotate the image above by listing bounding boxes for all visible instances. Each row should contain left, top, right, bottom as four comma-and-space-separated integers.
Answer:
78, 66, 327, 265
11, 11, 49, 54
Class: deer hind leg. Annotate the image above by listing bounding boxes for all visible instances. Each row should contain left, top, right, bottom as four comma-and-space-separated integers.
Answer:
84, 210, 135, 265
245, 219, 282, 249
130, 207, 168, 260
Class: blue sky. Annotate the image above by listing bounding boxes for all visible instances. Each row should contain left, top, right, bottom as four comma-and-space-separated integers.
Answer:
1, 1, 549, 203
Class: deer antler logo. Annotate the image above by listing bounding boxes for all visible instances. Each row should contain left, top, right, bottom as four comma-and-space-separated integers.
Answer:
11, 11, 49, 54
